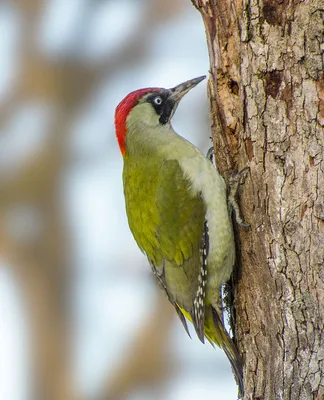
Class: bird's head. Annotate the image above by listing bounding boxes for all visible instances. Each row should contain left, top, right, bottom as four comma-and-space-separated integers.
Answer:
115, 75, 206, 155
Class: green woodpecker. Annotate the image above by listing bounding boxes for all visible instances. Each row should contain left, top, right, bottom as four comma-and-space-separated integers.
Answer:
115, 76, 243, 395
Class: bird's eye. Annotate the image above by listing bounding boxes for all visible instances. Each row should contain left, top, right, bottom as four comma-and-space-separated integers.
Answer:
154, 96, 163, 105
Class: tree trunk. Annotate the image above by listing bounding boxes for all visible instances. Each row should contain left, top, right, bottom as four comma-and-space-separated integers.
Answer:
191, 1, 324, 399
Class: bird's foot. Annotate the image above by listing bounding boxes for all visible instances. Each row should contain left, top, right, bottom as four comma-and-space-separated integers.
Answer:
206, 146, 214, 163
206, 147, 249, 229
228, 167, 250, 230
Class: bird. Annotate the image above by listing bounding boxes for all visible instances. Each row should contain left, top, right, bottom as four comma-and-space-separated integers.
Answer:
114, 75, 244, 395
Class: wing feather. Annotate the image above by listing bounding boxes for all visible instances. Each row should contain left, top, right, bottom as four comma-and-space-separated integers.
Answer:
124, 158, 206, 337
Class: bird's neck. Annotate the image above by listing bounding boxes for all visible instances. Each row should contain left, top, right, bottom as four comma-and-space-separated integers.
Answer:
125, 122, 178, 158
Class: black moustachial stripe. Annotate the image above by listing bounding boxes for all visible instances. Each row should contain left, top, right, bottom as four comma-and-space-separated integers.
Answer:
159, 99, 175, 124
146, 92, 175, 125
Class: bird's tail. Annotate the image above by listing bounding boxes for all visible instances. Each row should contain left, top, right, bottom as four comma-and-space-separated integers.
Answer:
204, 305, 244, 398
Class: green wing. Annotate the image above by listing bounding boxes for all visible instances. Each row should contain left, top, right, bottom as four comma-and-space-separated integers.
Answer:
123, 158, 207, 339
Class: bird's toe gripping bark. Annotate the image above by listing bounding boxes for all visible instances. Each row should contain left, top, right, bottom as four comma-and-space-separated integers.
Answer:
206, 147, 249, 230
228, 167, 250, 230
206, 145, 214, 162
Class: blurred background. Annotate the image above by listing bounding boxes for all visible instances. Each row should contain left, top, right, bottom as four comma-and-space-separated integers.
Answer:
0, 1, 237, 399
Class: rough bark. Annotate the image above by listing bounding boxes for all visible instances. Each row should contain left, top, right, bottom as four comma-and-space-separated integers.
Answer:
191, 1, 324, 399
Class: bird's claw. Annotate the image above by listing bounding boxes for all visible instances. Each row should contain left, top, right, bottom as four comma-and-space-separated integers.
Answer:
206, 145, 249, 229
206, 146, 214, 163
228, 167, 250, 230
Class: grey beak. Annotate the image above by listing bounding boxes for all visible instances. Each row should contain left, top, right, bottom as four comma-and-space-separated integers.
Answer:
168, 75, 206, 103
